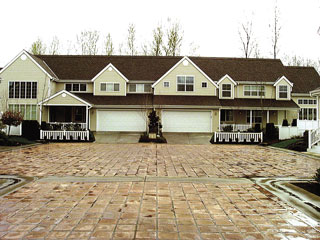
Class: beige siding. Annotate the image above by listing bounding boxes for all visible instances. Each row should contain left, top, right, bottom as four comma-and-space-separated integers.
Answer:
291, 96, 317, 108
154, 60, 217, 96
90, 108, 97, 131
44, 94, 85, 105
218, 77, 235, 99
94, 68, 127, 96
236, 84, 276, 99
0, 55, 50, 121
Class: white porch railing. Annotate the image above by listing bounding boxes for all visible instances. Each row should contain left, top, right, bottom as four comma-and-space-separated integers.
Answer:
48, 122, 87, 130
308, 128, 320, 149
220, 124, 252, 132
40, 130, 89, 141
214, 132, 263, 143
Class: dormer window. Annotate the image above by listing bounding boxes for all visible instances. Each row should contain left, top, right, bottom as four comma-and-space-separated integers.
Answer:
222, 84, 231, 97
279, 85, 288, 99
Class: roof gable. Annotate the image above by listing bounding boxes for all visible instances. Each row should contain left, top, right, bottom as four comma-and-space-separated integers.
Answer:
273, 76, 293, 87
91, 63, 129, 82
38, 90, 92, 107
152, 56, 218, 88
217, 74, 238, 85
0, 50, 55, 79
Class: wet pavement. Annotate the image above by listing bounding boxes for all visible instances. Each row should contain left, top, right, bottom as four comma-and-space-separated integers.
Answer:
0, 143, 319, 239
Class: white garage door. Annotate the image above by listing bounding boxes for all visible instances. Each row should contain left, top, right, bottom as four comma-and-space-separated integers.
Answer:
97, 110, 147, 132
162, 111, 212, 133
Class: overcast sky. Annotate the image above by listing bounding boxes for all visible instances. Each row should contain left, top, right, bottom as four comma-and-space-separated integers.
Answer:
0, 0, 319, 66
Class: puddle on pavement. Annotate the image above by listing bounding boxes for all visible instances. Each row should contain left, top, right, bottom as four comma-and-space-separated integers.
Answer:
0, 175, 33, 197
253, 178, 320, 222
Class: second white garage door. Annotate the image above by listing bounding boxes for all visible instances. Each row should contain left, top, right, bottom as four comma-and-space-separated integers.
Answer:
97, 110, 147, 132
162, 111, 212, 133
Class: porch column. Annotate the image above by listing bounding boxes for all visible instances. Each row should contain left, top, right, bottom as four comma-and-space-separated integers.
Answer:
218, 109, 221, 131
318, 96, 319, 128
250, 110, 253, 126
267, 110, 270, 123
39, 105, 42, 123
86, 106, 88, 130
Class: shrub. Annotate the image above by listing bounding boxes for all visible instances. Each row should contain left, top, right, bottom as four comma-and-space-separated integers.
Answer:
139, 133, 150, 143
148, 110, 162, 134
314, 168, 320, 184
282, 119, 289, 126
254, 124, 261, 132
265, 123, 278, 141
1, 111, 23, 136
222, 125, 233, 132
41, 121, 48, 130
22, 120, 40, 140
292, 119, 297, 127
89, 130, 95, 142
303, 130, 309, 146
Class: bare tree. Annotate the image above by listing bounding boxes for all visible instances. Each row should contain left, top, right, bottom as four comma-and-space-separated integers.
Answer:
253, 43, 261, 58
270, 4, 281, 59
238, 21, 255, 58
104, 33, 114, 55
48, 36, 60, 55
163, 19, 183, 56
151, 25, 163, 56
141, 43, 149, 55
283, 55, 320, 73
188, 42, 200, 56
30, 38, 46, 55
66, 40, 76, 55
76, 30, 100, 55
127, 23, 137, 56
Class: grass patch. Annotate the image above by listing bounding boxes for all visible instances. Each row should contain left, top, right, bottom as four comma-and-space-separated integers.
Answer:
271, 138, 301, 149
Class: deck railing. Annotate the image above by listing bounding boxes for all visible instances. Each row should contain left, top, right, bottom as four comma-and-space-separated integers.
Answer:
220, 124, 252, 132
308, 128, 320, 149
40, 130, 89, 141
214, 132, 263, 143
48, 122, 87, 130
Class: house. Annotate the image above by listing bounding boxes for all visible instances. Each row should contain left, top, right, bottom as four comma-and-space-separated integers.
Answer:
0, 50, 320, 141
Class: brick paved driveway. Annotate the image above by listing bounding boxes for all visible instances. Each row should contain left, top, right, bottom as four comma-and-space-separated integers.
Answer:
0, 143, 320, 240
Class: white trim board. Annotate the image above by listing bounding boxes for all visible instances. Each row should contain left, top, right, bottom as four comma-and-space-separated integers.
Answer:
152, 56, 218, 88
217, 74, 238, 86
273, 76, 293, 87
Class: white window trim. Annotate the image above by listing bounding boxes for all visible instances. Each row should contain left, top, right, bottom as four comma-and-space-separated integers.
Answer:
65, 83, 87, 92
220, 83, 233, 99
176, 75, 195, 92
100, 82, 120, 92
243, 85, 265, 97
277, 84, 289, 100
8, 80, 38, 99
298, 98, 317, 105
163, 81, 170, 88
8, 103, 37, 120
201, 81, 208, 88
128, 83, 152, 93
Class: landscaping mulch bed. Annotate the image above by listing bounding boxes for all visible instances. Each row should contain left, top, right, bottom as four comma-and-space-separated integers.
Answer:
292, 182, 320, 197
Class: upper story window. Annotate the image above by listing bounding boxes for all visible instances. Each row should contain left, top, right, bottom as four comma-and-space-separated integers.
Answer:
9, 81, 37, 99
100, 82, 120, 92
177, 76, 194, 92
221, 84, 231, 97
129, 84, 152, 93
278, 85, 288, 99
65, 83, 86, 92
163, 82, 170, 88
244, 85, 265, 96
298, 99, 317, 105
202, 82, 207, 88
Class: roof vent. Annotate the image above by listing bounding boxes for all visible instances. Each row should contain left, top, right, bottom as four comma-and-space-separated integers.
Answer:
20, 54, 27, 61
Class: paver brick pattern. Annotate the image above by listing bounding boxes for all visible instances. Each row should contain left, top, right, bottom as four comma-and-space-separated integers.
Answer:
1, 181, 319, 240
0, 143, 319, 178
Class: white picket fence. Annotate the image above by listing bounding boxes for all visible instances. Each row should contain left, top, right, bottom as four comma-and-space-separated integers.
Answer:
214, 132, 263, 143
40, 130, 89, 141
308, 128, 320, 150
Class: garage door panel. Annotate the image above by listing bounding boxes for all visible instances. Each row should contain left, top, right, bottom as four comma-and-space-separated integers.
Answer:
162, 111, 211, 133
97, 110, 146, 132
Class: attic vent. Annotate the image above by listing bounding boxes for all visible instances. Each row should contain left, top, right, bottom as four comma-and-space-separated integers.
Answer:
20, 54, 27, 61
183, 60, 189, 66
108, 67, 113, 71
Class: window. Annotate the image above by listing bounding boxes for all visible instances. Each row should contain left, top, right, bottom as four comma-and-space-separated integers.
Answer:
177, 76, 194, 92
8, 104, 37, 120
65, 83, 87, 92
220, 110, 233, 122
75, 107, 84, 122
9, 81, 37, 99
164, 82, 170, 88
298, 99, 317, 105
299, 108, 317, 120
244, 85, 265, 96
221, 84, 232, 97
100, 83, 120, 92
247, 110, 262, 123
202, 82, 207, 88
128, 84, 152, 93
278, 85, 288, 99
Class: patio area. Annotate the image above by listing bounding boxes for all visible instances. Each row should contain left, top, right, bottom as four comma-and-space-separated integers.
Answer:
0, 143, 319, 239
